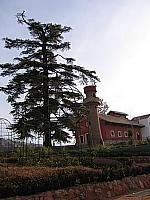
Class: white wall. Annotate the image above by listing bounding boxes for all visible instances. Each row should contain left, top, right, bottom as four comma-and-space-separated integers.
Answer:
139, 117, 150, 139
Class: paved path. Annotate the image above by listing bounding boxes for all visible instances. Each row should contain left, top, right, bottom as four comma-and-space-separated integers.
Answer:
132, 189, 150, 197
115, 189, 150, 200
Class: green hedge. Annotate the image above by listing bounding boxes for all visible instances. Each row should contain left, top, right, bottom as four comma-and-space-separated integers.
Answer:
95, 144, 150, 157
69, 144, 150, 157
80, 157, 123, 168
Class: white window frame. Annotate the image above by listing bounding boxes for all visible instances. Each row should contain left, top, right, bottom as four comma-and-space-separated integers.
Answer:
124, 131, 128, 137
118, 131, 122, 137
110, 130, 115, 137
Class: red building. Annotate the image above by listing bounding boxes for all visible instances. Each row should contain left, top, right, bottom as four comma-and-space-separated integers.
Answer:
75, 86, 144, 147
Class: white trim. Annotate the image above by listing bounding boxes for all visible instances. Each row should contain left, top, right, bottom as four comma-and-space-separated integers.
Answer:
110, 130, 115, 137
124, 131, 128, 137
117, 131, 122, 137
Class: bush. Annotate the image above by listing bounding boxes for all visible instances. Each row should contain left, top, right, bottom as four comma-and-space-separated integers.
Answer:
38, 156, 80, 167
0, 166, 101, 198
113, 156, 150, 165
16, 155, 80, 167
80, 157, 122, 169
0, 165, 150, 198
0, 157, 18, 163
93, 144, 150, 157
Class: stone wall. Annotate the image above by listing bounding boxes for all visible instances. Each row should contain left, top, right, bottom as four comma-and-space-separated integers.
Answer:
10, 174, 150, 200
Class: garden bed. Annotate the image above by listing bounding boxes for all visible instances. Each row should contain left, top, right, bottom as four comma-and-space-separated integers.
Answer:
0, 164, 150, 198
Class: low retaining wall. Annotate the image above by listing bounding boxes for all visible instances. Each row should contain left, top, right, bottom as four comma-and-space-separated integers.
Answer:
8, 174, 150, 200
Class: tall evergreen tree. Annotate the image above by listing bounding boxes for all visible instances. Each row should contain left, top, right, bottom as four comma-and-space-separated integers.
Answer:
0, 12, 100, 146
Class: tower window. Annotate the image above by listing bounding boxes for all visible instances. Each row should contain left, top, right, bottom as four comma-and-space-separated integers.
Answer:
85, 133, 89, 144
80, 135, 84, 144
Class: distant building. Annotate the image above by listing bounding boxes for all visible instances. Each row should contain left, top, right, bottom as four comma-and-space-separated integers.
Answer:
75, 85, 144, 147
132, 114, 150, 140
99, 111, 143, 144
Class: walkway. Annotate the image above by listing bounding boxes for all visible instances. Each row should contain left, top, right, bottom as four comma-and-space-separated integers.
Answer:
115, 189, 150, 200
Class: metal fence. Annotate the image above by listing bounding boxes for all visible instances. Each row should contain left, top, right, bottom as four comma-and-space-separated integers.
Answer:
0, 118, 43, 159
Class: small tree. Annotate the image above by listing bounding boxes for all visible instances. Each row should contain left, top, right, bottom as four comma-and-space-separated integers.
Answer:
98, 98, 108, 114
128, 129, 133, 145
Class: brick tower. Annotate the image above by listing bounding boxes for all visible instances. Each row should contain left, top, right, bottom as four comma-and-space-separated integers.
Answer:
83, 85, 104, 147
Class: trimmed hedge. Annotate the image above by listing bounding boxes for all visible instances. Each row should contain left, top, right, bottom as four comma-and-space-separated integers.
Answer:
95, 144, 150, 157
80, 157, 123, 168
112, 156, 150, 166
28, 156, 80, 167
0, 165, 150, 198
0, 155, 123, 169
69, 144, 150, 157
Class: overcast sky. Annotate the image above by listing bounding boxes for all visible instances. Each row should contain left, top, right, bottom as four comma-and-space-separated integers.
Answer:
0, 0, 150, 122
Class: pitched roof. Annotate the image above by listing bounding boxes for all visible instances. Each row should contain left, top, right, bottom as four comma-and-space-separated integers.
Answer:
132, 114, 150, 121
99, 114, 144, 127
107, 110, 128, 116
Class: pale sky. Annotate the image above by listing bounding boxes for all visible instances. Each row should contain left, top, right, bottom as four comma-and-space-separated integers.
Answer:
0, 0, 150, 122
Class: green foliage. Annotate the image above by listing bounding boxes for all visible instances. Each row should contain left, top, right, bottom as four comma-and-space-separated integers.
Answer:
113, 156, 150, 165
127, 129, 133, 145
39, 147, 53, 156
146, 137, 150, 144
39, 156, 80, 167
90, 144, 150, 157
1, 144, 150, 168
80, 157, 122, 169
16, 156, 80, 167
68, 144, 150, 157
0, 11, 100, 146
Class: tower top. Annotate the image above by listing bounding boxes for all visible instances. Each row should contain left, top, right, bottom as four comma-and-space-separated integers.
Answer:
83, 85, 100, 105
84, 85, 97, 94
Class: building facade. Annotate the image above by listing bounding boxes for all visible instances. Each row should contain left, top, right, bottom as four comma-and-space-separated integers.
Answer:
99, 111, 143, 144
75, 85, 143, 147
132, 114, 150, 140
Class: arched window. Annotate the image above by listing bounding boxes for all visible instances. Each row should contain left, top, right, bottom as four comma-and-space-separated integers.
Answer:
124, 131, 128, 137
110, 130, 115, 137
117, 131, 122, 137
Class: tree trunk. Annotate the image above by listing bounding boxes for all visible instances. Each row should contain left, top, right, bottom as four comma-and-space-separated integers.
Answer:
42, 36, 52, 147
